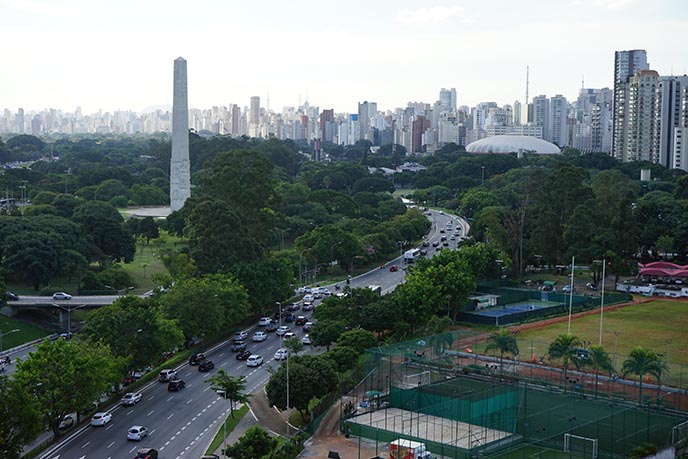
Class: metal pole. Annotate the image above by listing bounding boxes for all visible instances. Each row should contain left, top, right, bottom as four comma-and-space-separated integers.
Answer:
277, 302, 282, 328
567, 256, 575, 334
666, 339, 671, 386
599, 259, 606, 346
286, 352, 290, 436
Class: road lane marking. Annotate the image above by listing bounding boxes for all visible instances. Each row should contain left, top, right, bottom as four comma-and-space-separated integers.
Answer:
186, 399, 193, 404
107, 441, 115, 448
81, 441, 90, 448
147, 410, 155, 416
126, 409, 133, 415
167, 413, 174, 419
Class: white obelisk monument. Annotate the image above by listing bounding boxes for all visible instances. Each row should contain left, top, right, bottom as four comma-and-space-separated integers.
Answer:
170, 57, 191, 211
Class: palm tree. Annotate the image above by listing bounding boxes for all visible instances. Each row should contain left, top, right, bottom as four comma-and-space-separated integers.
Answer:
206, 369, 251, 418
621, 346, 664, 406
587, 345, 614, 399
485, 330, 519, 374
548, 333, 582, 386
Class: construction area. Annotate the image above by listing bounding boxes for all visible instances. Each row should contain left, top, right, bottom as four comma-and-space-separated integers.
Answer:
340, 330, 688, 458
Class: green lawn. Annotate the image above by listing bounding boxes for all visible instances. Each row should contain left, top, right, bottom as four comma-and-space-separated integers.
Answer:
0, 315, 51, 350
513, 299, 688, 386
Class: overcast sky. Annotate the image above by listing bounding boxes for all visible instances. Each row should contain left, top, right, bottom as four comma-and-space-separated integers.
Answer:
1, 0, 686, 114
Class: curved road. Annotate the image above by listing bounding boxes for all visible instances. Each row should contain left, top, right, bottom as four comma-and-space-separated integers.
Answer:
30, 209, 467, 459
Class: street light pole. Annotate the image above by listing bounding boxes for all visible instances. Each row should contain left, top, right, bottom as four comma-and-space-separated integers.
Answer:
276, 302, 282, 328
298, 248, 311, 287
330, 240, 343, 268
286, 351, 290, 436
0, 328, 20, 355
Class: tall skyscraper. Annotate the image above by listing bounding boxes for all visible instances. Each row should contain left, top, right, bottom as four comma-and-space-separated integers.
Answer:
654, 75, 688, 167
249, 96, 260, 137
532, 95, 550, 141
626, 70, 659, 162
358, 101, 377, 141
612, 49, 649, 160
513, 101, 522, 126
549, 95, 568, 146
170, 57, 191, 212
319, 109, 334, 143
439, 88, 457, 112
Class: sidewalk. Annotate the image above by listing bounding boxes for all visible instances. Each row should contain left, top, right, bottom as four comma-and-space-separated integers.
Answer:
211, 386, 290, 457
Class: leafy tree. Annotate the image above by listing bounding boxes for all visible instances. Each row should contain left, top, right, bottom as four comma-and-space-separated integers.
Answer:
309, 320, 345, 351
361, 297, 402, 336
0, 375, 42, 459
265, 355, 337, 418
82, 296, 183, 370
336, 329, 377, 354
230, 256, 293, 310
72, 200, 136, 263
206, 369, 250, 418
225, 425, 276, 459
622, 346, 664, 405
186, 199, 263, 273
1, 231, 62, 289
14, 339, 124, 436
587, 345, 614, 399
459, 188, 502, 218
485, 330, 519, 374
548, 333, 582, 384
283, 336, 304, 355
325, 345, 359, 375
159, 274, 250, 340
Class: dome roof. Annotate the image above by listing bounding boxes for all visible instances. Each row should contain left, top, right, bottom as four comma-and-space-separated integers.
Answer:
466, 135, 561, 154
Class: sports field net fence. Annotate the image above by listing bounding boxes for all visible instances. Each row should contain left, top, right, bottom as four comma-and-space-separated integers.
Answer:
342, 332, 687, 458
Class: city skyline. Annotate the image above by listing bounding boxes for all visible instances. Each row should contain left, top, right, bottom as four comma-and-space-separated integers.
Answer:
1, 0, 686, 113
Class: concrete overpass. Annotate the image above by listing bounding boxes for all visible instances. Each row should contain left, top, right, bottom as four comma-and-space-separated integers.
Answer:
3, 295, 124, 333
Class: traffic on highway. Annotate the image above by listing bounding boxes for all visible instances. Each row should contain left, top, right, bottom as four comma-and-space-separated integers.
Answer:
32, 209, 468, 459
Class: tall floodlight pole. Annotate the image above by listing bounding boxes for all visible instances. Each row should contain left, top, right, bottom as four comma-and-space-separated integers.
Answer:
599, 259, 606, 345
567, 256, 575, 334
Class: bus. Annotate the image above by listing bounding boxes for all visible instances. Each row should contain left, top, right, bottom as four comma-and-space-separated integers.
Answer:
403, 248, 421, 263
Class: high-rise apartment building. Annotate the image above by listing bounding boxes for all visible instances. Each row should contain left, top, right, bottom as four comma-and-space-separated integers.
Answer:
654, 76, 688, 167
439, 88, 457, 112
625, 70, 660, 162
531, 95, 550, 141
549, 95, 568, 147
612, 49, 649, 160
319, 109, 334, 143
249, 96, 260, 137
411, 115, 430, 153
513, 101, 522, 126
358, 101, 377, 141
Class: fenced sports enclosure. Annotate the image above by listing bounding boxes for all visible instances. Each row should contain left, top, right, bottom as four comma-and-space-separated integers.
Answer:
341, 331, 688, 458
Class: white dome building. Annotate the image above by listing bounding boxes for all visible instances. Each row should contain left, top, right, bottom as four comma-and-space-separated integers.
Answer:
466, 135, 561, 155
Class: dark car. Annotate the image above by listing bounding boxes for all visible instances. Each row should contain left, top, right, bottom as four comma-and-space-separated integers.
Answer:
284, 313, 295, 322
389, 265, 398, 272
236, 349, 252, 360
265, 321, 279, 332
231, 340, 247, 352
6, 291, 19, 301
134, 447, 158, 459
421, 241, 429, 247
198, 360, 215, 372
295, 315, 307, 325
188, 353, 206, 365
167, 379, 186, 392
432, 241, 440, 247
122, 375, 135, 386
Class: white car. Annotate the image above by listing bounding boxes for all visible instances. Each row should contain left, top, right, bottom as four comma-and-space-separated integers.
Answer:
246, 355, 264, 367
59, 414, 76, 429
158, 369, 177, 382
303, 294, 313, 303
301, 334, 312, 345
283, 332, 296, 339
121, 392, 142, 406
52, 292, 72, 300
90, 412, 112, 426
233, 331, 249, 341
274, 348, 289, 360
127, 425, 149, 441
276, 326, 290, 336
252, 331, 268, 342
258, 317, 272, 326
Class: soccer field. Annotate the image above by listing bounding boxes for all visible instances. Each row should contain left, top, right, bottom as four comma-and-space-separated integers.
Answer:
513, 299, 688, 386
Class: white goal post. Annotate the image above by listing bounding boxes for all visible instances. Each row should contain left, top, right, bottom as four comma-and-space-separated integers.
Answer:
402, 371, 431, 388
564, 433, 598, 459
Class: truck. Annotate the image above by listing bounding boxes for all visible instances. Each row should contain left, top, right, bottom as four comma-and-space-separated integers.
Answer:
390, 439, 434, 459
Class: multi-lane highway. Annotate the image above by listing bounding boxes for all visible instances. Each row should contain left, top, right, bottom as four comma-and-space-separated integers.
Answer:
34, 209, 468, 459
40, 315, 321, 459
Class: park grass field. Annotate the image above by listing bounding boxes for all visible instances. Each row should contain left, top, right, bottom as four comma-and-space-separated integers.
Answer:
0, 314, 51, 349
509, 299, 688, 386
118, 231, 181, 293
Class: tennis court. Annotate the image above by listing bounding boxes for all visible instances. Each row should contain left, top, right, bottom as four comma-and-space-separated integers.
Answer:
472, 300, 562, 318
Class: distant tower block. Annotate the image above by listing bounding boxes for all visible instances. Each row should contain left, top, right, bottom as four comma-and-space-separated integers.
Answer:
170, 57, 191, 211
